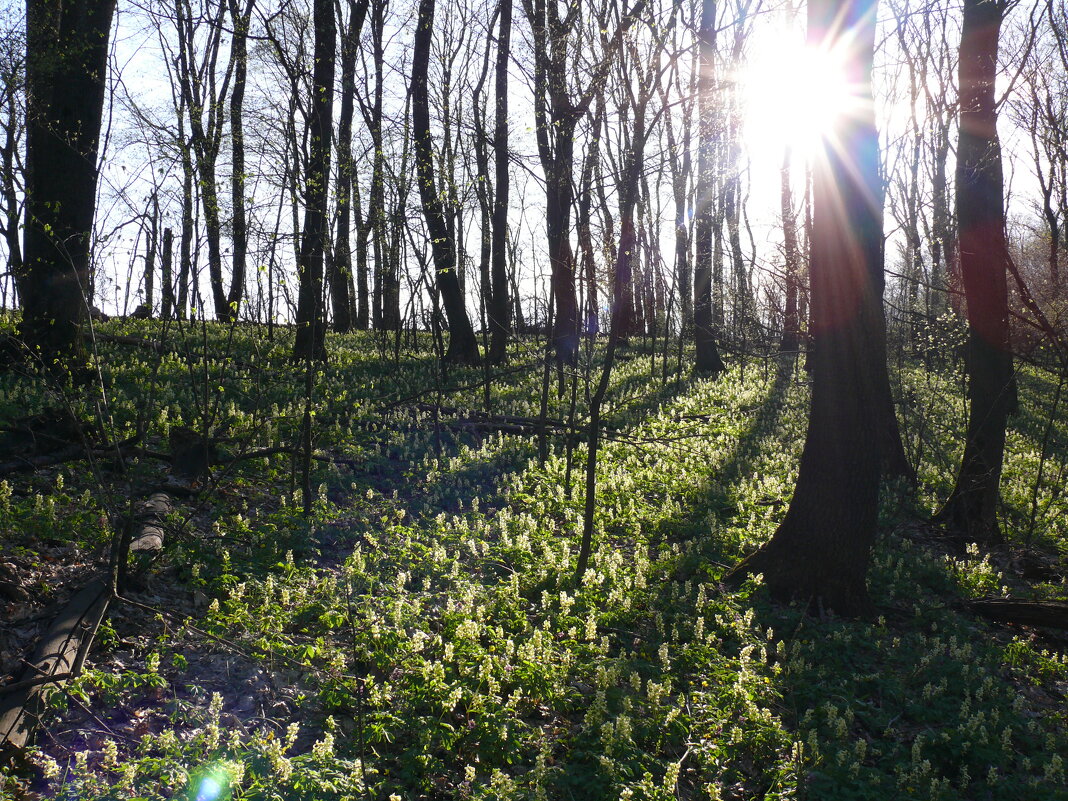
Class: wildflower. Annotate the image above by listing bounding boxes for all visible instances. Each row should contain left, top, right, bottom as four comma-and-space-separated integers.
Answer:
312, 732, 335, 760
103, 738, 119, 767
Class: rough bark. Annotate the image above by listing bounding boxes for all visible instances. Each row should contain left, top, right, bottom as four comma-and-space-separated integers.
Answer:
0, 579, 110, 749
331, 0, 369, 333
693, 0, 726, 374
727, 0, 885, 616
18, 0, 116, 364
935, 0, 1015, 545
411, 0, 479, 363
161, 227, 174, 319
292, 0, 337, 361
780, 147, 800, 352
488, 0, 512, 363
227, 0, 254, 318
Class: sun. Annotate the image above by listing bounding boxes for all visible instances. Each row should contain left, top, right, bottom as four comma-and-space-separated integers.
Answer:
740, 25, 861, 162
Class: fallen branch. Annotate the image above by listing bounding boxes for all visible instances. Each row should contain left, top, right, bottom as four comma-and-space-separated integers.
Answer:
0, 579, 110, 750
131, 492, 172, 553
966, 597, 1068, 630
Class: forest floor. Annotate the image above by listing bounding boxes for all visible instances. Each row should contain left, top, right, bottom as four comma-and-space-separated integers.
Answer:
0, 317, 1067, 800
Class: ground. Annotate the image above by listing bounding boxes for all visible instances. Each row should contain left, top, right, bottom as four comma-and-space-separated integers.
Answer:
0, 318, 1066, 800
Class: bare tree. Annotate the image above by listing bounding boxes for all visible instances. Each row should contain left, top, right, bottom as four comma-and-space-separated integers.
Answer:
936, 0, 1018, 545
411, 0, 480, 363
293, 0, 337, 360
18, 0, 116, 362
693, 0, 726, 374
727, 0, 888, 614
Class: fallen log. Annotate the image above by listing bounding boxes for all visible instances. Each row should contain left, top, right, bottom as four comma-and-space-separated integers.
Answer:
0, 446, 87, 477
131, 492, 172, 554
966, 598, 1068, 630
86, 332, 166, 353
407, 403, 607, 437
0, 434, 142, 478
0, 579, 110, 751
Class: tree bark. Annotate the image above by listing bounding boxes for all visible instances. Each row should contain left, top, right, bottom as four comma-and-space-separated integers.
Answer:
780, 147, 800, 352
160, 227, 174, 320
727, 0, 886, 616
693, 0, 726, 374
411, 0, 479, 364
227, 0, 254, 319
935, 0, 1015, 545
18, 0, 116, 364
332, 0, 369, 333
488, 0, 512, 363
292, 0, 336, 360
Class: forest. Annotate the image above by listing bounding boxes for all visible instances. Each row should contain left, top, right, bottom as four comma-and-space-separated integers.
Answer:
1, 0, 1067, 797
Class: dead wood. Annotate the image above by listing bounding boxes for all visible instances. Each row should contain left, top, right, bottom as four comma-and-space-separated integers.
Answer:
966, 597, 1068, 630
131, 493, 172, 553
86, 332, 166, 353
0, 579, 110, 751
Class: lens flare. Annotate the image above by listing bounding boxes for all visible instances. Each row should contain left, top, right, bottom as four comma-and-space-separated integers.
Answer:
186, 762, 236, 801
742, 26, 863, 161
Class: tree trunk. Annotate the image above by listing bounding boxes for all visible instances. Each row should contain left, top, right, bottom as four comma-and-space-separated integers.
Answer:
935, 0, 1015, 545
331, 0, 368, 333
161, 227, 174, 319
144, 195, 157, 313
727, 0, 885, 616
1, 67, 23, 297
780, 147, 800, 352
177, 114, 194, 320
292, 0, 336, 361
227, 0, 253, 318
576, 112, 601, 339
411, 0, 479, 364
488, 0, 512, 363
693, 0, 726, 374
18, 0, 116, 364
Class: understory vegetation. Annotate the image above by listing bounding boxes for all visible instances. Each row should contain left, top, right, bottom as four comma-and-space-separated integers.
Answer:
1, 317, 1066, 800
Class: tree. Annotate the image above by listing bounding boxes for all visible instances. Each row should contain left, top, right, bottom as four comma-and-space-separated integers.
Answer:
0, 11, 24, 307
522, 0, 645, 365
18, 0, 116, 364
779, 145, 801, 352
935, 0, 1017, 545
727, 0, 887, 615
292, 0, 337, 360
488, 0, 512, 363
411, 0, 480, 363
173, 0, 242, 322
227, 0, 255, 322
693, 0, 726, 374
331, 0, 369, 333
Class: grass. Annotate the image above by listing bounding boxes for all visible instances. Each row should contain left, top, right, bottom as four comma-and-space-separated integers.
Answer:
0, 317, 1066, 799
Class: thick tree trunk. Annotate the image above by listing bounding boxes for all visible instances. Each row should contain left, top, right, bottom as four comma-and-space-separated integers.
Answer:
727, 0, 885, 616
935, 0, 1015, 545
292, 0, 336, 361
693, 0, 726, 374
18, 0, 116, 364
411, 0, 479, 364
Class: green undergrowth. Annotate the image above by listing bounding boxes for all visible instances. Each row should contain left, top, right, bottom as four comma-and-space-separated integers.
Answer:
0, 320, 1066, 800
